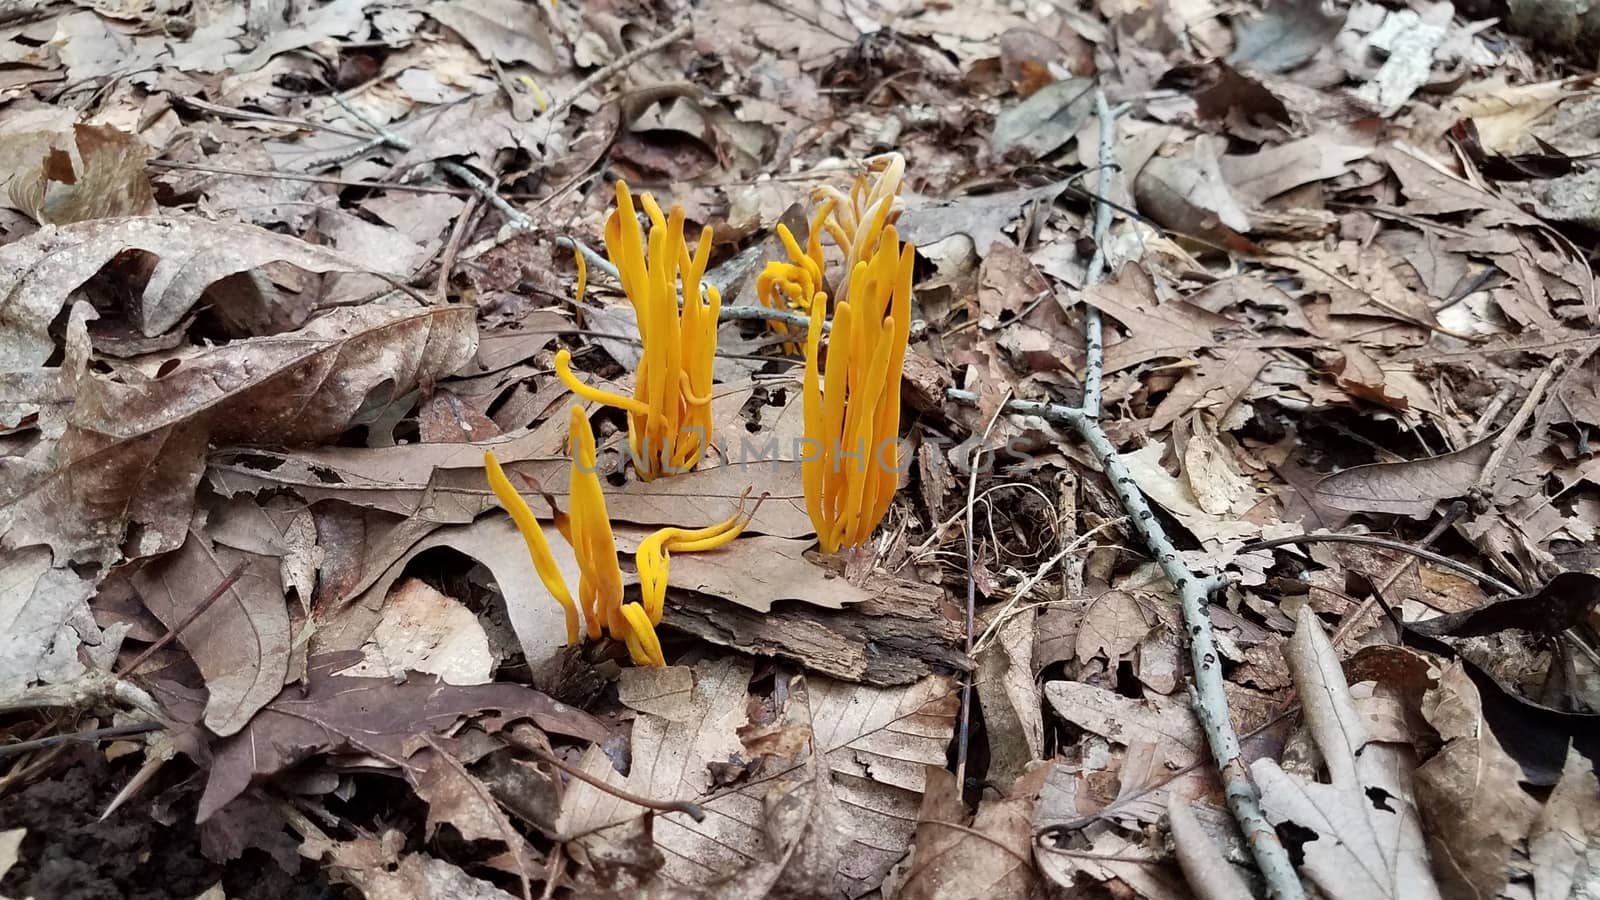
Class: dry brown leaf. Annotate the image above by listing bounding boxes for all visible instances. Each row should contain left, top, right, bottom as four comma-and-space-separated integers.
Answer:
1220, 132, 1373, 205
1135, 134, 1252, 238
990, 76, 1094, 159
897, 767, 1038, 899
427, 0, 566, 72
1251, 608, 1441, 900
192, 650, 606, 821
0, 216, 415, 365
1, 304, 474, 565
1074, 589, 1154, 665
558, 660, 956, 894
1415, 661, 1542, 900
210, 426, 808, 538
1230, 0, 1346, 73
330, 515, 573, 673
340, 578, 494, 686
897, 181, 1071, 260
1312, 432, 1495, 518
1528, 747, 1600, 900
0, 123, 155, 225
974, 607, 1043, 791
1044, 680, 1204, 771
1074, 263, 1237, 372
133, 532, 289, 737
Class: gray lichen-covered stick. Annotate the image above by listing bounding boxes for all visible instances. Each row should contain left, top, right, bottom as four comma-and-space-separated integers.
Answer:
946, 87, 1306, 900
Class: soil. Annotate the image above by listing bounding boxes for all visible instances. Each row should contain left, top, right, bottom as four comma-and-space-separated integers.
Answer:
0, 749, 328, 900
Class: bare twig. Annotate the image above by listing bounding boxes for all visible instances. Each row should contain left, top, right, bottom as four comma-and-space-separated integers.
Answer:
944, 89, 1305, 900
526, 744, 706, 822
1329, 501, 1466, 647
147, 160, 493, 197
0, 722, 162, 760
118, 560, 249, 677
437, 189, 482, 302
1238, 532, 1519, 596
1079, 90, 1116, 418
955, 388, 1013, 788
1475, 356, 1567, 494
545, 22, 694, 123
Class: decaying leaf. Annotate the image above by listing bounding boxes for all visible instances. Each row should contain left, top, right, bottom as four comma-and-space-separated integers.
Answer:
341, 578, 494, 686
1251, 608, 1442, 900
1415, 662, 1542, 900
0, 304, 474, 565
132, 532, 290, 737
0, 216, 420, 369
0, 544, 106, 699
896, 767, 1038, 899
0, 123, 155, 225
557, 659, 956, 895
1231, 0, 1346, 73
1312, 432, 1496, 518
193, 651, 607, 821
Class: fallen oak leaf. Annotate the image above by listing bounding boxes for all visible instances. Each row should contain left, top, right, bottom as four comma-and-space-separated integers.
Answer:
1414, 662, 1542, 900
1251, 608, 1442, 900
189, 650, 607, 821
0, 123, 155, 225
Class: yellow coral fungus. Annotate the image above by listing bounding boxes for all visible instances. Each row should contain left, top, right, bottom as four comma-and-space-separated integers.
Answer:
800, 224, 914, 554
811, 153, 905, 306
636, 489, 762, 625
755, 200, 834, 352
484, 407, 759, 667
556, 180, 720, 480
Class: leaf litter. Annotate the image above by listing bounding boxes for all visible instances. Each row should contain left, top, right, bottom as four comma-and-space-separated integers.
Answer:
3, 0, 1600, 898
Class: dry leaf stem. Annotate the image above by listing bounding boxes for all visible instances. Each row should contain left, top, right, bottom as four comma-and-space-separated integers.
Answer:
947, 89, 1306, 900
116, 559, 248, 677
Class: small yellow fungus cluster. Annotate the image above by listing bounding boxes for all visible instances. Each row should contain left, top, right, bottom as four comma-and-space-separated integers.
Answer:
555, 181, 720, 481
768, 155, 914, 553
485, 408, 754, 667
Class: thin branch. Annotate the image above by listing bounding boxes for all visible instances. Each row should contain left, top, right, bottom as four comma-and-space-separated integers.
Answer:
1080, 90, 1116, 418
544, 22, 694, 123
1475, 355, 1567, 494
147, 160, 493, 197
943, 89, 1305, 900
955, 388, 1012, 788
526, 744, 706, 822
0, 722, 162, 760
1238, 532, 1520, 597
117, 560, 249, 677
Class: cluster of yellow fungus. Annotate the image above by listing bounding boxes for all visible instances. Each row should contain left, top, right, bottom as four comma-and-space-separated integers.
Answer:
485, 408, 753, 667
775, 155, 913, 553
485, 156, 913, 666
555, 181, 720, 481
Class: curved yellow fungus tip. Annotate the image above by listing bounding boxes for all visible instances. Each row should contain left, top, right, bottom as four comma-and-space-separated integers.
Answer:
636, 488, 764, 625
